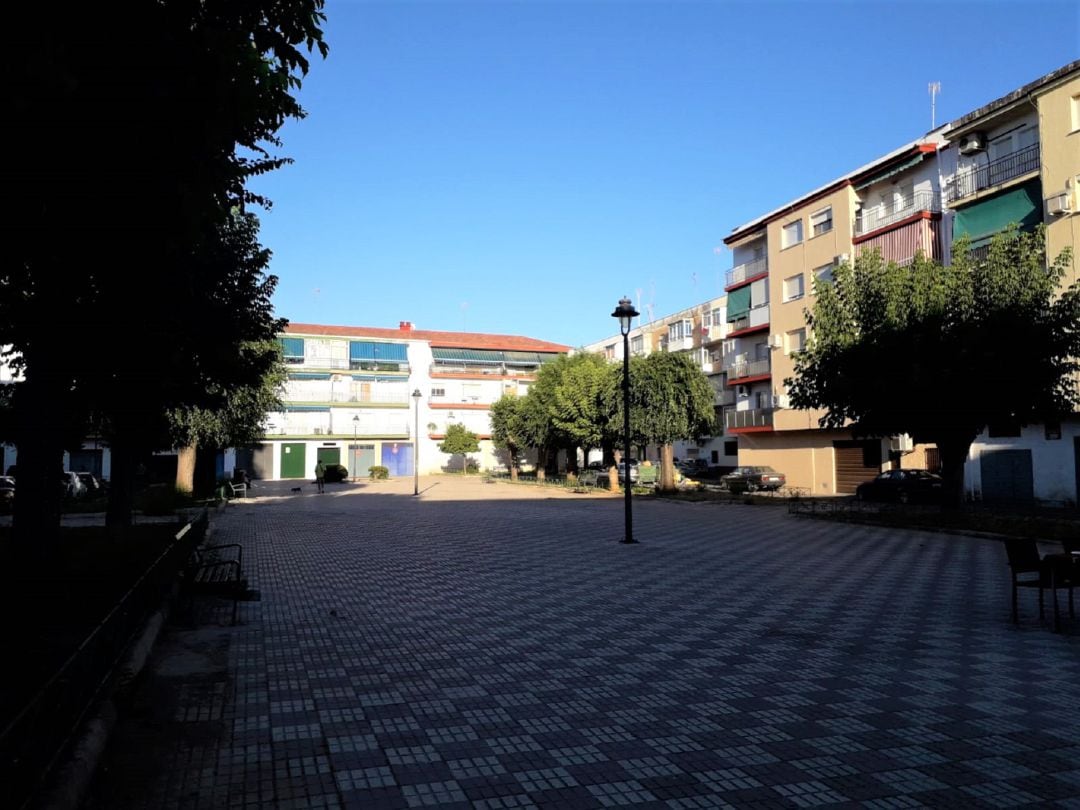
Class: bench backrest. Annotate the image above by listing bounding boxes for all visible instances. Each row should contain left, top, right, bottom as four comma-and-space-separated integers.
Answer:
638, 466, 658, 484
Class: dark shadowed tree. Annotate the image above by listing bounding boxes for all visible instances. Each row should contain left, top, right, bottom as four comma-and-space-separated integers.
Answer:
439, 424, 481, 474
3, 2, 326, 545
787, 227, 1078, 506
490, 395, 526, 481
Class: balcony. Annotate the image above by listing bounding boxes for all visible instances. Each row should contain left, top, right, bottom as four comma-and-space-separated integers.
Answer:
727, 303, 769, 335
948, 144, 1039, 203
724, 408, 774, 431
725, 257, 768, 289
714, 388, 736, 407
430, 364, 537, 378
725, 357, 770, 382
855, 190, 941, 236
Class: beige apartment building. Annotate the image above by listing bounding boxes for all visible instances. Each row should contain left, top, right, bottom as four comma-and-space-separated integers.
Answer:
721, 59, 1080, 500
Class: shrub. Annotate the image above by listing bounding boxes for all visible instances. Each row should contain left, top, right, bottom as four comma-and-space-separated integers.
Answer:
324, 464, 349, 483
369, 465, 389, 480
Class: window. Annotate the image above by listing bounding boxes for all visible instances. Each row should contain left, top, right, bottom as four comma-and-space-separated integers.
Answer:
462, 383, 481, 401
810, 207, 833, 237
604, 344, 616, 359
755, 391, 770, 410
280, 337, 305, 364
431, 387, 445, 398
702, 310, 711, 328
724, 440, 738, 457
782, 219, 803, 248
783, 274, 805, 302
1072, 93, 1080, 132
1045, 422, 1062, 440
712, 307, 722, 326
813, 264, 834, 288
786, 328, 806, 354
630, 335, 644, 355
711, 450, 719, 463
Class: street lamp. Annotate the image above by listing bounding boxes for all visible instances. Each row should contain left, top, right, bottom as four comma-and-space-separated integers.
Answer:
412, 389, 422, 496
352, 415, 360, 481
611, 296, 640, 544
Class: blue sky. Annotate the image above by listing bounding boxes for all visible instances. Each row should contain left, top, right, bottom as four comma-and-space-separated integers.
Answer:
249, 0, 1080, 347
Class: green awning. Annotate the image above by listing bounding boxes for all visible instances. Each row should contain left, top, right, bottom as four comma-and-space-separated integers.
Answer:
727, 285, 751, 322
285, 405, 329, 412
288, 372, 331, 381
854, 153, 928, 191
279, 337, 304, 360
953, 178, 1042, 244
432, 348, 505, 365
349, 341, 409, 362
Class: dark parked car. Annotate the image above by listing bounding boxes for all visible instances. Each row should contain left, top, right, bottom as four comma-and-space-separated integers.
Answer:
323, 463, 350, 483
76, 472, 104, 497
855, 469, 944, 504
0, 475, 13, 512
721, 465, 786, 493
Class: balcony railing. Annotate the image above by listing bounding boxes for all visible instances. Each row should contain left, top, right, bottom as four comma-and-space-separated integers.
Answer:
430, 364, 537, 377
855, 189, 941, 236
727, 303, 769, 334
327, 391, 409, 405
725, 357, 770, 381
948, 144, 1039, 203
724, 408, 774, 430
725, 257, 768, 288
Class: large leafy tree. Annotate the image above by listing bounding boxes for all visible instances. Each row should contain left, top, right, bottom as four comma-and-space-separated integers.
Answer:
622, 352, 718, 490
3, 2, 326, 544
787, 227, 1079, 505
490, 395, 527, 480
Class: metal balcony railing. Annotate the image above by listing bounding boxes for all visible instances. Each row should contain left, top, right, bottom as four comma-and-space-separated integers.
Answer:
429, 364, 537, 377
725, 357, 770, 380
855, 189, 941, 236
724, 408, 774, 430
948, 144, 1039, 203
725, 257, 768, 288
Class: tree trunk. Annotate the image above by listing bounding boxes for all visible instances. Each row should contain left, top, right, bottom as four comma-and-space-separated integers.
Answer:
936, 433, 977, 508
106, 438, 137, 531
11, 378, 66, 562
175, 445, 196, 494
657, 444, 676, 491
194, 447, 219, 497
608, 464, 620, 493
536, 446, 547, 481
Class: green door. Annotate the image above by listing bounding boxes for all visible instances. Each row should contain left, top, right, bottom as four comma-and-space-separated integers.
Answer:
280, 443, 306, 479
317, 447, 341, 467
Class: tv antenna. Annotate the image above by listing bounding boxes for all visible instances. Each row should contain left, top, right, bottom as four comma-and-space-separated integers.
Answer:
928, 81, 941, 129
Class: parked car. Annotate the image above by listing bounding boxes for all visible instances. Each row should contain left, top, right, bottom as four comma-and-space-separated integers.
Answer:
59, 471, 87, 499
721, 465, 786, 493
855, 469, 944, 504
76, 472, 104, 497
0, 476, 14, 512
323, 464, 350, 483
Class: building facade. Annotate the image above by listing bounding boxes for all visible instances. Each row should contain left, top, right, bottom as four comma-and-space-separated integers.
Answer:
256, 322, 569, 480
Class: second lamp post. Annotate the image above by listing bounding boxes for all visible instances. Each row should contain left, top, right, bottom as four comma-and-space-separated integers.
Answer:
611, 296, 639, 545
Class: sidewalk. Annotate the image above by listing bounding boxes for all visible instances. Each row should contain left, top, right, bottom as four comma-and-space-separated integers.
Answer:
87, 477, 1080, 808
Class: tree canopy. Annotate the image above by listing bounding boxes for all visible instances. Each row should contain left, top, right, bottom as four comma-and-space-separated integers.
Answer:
787, 227, 1078, 504
439, 424, 481, 473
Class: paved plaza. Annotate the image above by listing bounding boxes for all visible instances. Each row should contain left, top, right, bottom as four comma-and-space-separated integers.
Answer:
89, 477, 1080, 808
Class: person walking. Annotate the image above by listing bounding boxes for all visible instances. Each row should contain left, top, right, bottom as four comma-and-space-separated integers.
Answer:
315, 460, 326, 493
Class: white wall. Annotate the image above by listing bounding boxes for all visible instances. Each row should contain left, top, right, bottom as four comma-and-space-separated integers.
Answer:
964, 420, 1080, 503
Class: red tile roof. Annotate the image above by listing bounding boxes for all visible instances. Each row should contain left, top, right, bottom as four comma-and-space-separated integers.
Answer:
283, 322, 570, 353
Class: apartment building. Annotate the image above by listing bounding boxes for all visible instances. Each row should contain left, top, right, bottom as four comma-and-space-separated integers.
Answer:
582, 296, 738, 468
258, 322, 569, 479
942, 61, 1080, 502
721, 59, 1080, 501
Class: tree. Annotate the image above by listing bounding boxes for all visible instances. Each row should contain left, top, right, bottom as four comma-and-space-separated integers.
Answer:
3, 2, 327, 544
623, 352, 718, 490
439, 424, 481, 474
490, 396, 526, 480
542, 353, 616, 472
787, 227, 1079, 505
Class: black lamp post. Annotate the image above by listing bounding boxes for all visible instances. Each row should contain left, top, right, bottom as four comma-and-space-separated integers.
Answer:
352, 415, 359, 481
412, 389, 422, 495
611, 296, 640, 544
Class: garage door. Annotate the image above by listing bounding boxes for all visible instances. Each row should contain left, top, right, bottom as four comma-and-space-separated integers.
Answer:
980, 449, 1033, 502
834, 440, 881, 494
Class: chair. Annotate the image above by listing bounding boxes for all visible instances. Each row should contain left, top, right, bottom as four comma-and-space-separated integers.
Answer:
1004, 538, 1075, 630
228, 481, 247, 498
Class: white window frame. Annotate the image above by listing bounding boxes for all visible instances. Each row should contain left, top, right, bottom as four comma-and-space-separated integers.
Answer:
782, 219, 803, 248
702, 310, 712, 328
813, 263, 834, 288
783, 274, 805, 302
786, 328, 806, 355
630, 335, 644, 355
810, 207, 833, 237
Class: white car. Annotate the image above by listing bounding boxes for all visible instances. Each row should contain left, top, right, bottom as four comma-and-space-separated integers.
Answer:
60, 471, 87, 499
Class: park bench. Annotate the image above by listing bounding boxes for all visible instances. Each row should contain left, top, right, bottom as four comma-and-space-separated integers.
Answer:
181, 541, 246, 625
637, 466, 658, 487
227, 481, 247, 498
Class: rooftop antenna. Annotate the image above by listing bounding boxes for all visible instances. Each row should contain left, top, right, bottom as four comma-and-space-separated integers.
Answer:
928, 81, 941, 129
635, 288, 643, 328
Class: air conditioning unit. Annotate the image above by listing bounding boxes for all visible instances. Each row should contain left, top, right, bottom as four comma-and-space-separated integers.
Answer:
834, 253, 849, 265
773, 394, 791, 409
889, 433, 914, 453
1048, 191, 1073, 216
958, 132, 987, 155
770, 334, 784, 349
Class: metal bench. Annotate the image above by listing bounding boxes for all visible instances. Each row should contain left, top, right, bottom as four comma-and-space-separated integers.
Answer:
181, 542, 246, 625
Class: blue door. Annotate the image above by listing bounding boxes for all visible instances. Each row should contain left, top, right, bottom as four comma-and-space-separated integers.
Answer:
381, 442, 414, 477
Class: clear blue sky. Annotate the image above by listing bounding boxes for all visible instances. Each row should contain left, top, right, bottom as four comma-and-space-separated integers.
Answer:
248, 0, 1079, 347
